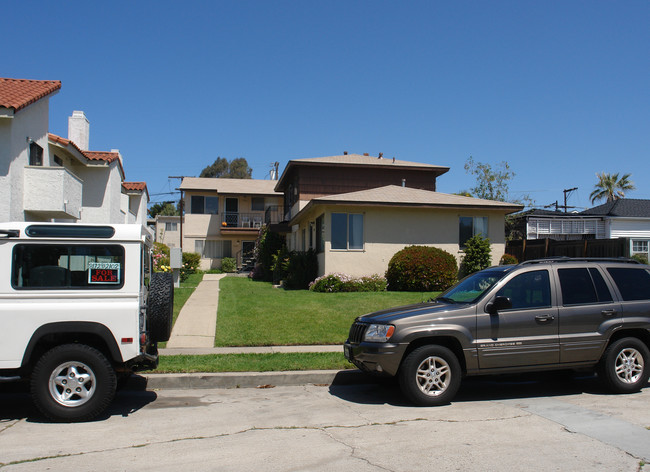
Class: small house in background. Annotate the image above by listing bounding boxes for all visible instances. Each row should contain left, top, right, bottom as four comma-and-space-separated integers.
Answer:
155, 214, 181, 248
508, 199, 650, 261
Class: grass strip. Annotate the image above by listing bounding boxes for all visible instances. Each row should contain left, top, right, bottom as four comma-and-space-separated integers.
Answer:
151, 352, 352, 373
215, 277, 439, 346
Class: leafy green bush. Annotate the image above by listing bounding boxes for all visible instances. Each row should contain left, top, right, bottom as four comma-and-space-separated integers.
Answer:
309, 273, 387, 292
631, 253, 649, 264
385, 245, 457, 291
271, 248, 290, 285
460, 235, 492, 276
500, 253, 518, 265
254, 226, 286, 281
284, 250, 318, 290
221, 257, 237, 273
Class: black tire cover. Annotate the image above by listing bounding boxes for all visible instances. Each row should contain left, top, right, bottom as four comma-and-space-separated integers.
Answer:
147, 272, 174, 342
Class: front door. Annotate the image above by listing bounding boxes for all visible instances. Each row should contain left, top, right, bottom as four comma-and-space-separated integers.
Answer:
225, 198, 239, 227
477, 269, 559, 369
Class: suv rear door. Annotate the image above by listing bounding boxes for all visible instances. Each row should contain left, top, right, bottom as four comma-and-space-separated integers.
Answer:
555, 265, 622, 363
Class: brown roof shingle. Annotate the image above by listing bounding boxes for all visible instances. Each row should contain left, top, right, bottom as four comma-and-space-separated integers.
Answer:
0, 78, 61, 113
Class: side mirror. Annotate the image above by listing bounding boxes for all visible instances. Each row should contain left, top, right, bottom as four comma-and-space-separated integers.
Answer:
486, 296, 512, 315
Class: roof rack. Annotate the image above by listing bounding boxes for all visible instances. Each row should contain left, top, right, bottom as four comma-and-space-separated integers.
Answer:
0, 229, 20, 239
520, 257, 641, 266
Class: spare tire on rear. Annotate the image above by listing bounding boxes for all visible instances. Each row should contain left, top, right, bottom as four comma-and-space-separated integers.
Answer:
147, 272, 174, 342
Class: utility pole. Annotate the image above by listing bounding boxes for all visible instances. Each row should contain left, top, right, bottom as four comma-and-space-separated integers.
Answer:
168, 176, 189, 250
562, 187, 578, 213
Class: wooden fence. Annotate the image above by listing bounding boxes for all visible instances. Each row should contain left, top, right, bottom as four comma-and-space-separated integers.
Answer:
505, 238, 630, 262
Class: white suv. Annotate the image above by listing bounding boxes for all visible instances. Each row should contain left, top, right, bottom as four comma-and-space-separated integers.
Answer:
0, 222, 173, 421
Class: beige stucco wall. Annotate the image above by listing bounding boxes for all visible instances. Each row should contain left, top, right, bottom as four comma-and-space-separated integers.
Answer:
292, 204, 509, 278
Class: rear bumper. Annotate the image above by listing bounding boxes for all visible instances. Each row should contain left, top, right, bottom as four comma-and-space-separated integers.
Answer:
126, 343, 159, 372
344, 341, 407, 377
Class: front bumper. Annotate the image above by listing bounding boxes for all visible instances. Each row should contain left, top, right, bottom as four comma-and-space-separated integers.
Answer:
344, 341, 407, 377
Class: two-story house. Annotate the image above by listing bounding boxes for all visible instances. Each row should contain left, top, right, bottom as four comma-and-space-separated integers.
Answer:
179, 177, 283, 270
0, 78, 148, 224
273, 153, 522, 278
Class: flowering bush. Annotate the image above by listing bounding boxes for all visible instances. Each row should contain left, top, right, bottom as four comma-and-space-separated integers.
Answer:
499, 253, 519, 265
152, 242, 199, 282
309, 273, 387, 293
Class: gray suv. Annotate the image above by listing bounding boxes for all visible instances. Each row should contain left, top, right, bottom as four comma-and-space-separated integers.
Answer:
344, 258, 650, 406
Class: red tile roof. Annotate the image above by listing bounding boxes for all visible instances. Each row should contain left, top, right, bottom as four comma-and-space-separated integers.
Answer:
84, 151, 121, 164
49, 134, 126, 179
122, 182, 147, 192
0, 78, 61, 113
48, 133, 85, 155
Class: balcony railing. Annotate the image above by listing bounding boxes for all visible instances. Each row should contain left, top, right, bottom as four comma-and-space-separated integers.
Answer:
221, 212, 265, 228
264, 205, 285, 224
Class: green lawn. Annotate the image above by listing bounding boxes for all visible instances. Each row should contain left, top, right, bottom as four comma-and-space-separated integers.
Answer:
157, 352, 351, 373
214, 277, 439, 346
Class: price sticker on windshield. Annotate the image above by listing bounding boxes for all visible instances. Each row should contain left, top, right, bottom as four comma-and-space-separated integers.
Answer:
88, 262, 121, 284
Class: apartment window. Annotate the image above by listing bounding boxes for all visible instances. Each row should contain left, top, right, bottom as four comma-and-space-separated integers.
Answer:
53, 155, 63, 167
165, 222, 178, 231
459, 216, 488, 247
331, 213, 364, 250
190, 196, 219, 214
194, 240, 232, 259
29, 141, 43, 166
251, 197, 265, 211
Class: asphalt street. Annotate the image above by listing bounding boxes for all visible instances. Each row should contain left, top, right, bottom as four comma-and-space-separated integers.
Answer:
1, 373, 649, 471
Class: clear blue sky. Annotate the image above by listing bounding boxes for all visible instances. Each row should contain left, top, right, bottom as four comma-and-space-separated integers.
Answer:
5, 1, 649, 211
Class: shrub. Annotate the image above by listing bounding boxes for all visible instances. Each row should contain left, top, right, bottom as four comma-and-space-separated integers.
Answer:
500, 253, 518, 265
254, 226, 286, 281
385, 246, 457, 291
309, 273, 387, 292
284, 250, 318, 290
221, 257, 237, 273
271, 248, 290, 285
152, 242, 170, 271
631, 253, 649, 265
152, 243, 200, 282
460, 235, 492, 277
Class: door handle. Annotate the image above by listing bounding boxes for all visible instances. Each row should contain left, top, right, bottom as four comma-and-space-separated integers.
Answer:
601, 310, 617, 317
535, 314, 555, 323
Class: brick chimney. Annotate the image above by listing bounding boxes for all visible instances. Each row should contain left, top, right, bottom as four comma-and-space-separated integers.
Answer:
68, 111, 90, 151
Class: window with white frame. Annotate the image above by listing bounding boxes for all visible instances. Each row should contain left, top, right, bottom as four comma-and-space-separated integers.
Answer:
165, 222, 178, 231
194, 240, 232, 259
331, 213, 364, 250
631, 240, 649, 260
459, 216, 488, 247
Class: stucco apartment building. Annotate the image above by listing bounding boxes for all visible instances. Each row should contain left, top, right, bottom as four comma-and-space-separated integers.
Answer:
274, 153, 522, 278
179, 177, 283, 270
0, 78, 148, 224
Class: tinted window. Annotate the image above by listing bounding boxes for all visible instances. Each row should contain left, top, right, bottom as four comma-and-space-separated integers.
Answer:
191, 196, 205, 214
496, 270, 551, 309
559, 268, 598, 305
331, 213, 347, 249
607, 268, 650, 301
12, 244, 125, 289
589, 268, 613, 302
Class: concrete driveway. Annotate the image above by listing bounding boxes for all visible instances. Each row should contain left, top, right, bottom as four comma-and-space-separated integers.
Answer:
0, 374, 648, 471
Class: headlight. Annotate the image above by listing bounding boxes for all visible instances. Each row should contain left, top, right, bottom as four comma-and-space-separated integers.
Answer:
364, 324, 395, 342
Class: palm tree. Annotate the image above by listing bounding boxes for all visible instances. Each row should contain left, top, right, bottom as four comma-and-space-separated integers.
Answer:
590, 172, 635, 204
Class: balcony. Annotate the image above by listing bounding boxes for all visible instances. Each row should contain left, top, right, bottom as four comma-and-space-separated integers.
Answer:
219, 212, 265, 235
24, 166, 83, 219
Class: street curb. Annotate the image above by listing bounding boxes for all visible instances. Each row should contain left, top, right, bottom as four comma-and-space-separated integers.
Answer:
124, 369, 374, 390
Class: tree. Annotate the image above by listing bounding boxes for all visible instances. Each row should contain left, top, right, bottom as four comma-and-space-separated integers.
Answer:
148, 202, 179, 218
464, 156, 514, 202
200, 157, 252, 179
589, 172, 635, 204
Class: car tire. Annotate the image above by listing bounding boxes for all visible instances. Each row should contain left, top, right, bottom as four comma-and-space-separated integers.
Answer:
31, 344, 117, 422
399, 345, 462, 406
598, 337, 650, 394
147, 272, 174, 343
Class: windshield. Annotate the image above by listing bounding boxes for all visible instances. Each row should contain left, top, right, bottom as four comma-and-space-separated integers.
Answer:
436, 267, 511, 304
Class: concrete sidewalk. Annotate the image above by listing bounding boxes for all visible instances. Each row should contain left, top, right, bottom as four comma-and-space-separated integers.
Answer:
165, 273, 227, 348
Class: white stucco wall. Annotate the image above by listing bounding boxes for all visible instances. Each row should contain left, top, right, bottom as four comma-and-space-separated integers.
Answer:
0, 99, 51, 221
293, 205, 509, 278
75, 164, 123, 223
